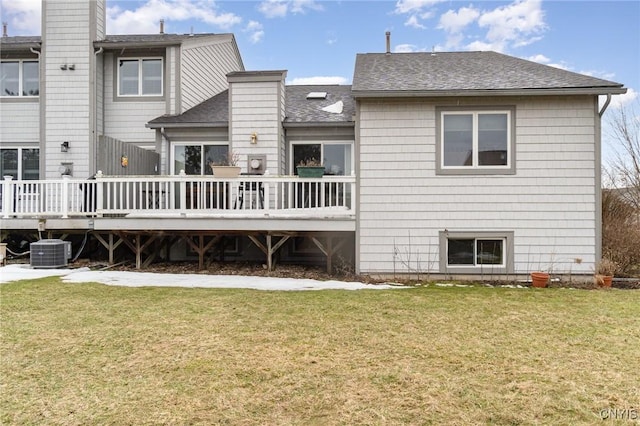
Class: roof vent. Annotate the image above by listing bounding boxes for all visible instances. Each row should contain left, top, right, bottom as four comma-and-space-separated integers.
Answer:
386, 31, 391, 54
307, 92, 327, 99
159, 19, 164, 34
2, 22, 7, 38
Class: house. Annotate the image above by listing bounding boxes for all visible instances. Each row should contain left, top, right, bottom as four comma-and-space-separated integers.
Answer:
0, 0, 627, 277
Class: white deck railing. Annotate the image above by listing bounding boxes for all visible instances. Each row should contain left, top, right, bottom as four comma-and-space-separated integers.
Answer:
1, 173, 356, 219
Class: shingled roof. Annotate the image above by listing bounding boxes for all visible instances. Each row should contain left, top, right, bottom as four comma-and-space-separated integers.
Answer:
0, 36, 42, 52
147, 90, 229, 128
94, 33, 230, 48
1, 33, 230, 51
284, 85, 354, 126
147, 85, 355, 128
352, 51, 625, 97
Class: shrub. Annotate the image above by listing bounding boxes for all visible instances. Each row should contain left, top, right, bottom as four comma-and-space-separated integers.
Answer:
602, 189, 640, 276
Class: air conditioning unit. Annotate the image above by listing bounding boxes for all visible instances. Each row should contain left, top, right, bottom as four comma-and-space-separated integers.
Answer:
30, 239, 72, 269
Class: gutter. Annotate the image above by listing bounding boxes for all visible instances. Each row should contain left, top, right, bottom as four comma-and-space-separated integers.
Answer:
351, 87, 627, 99
146, 121, 229, 129
283, 121, 355, 129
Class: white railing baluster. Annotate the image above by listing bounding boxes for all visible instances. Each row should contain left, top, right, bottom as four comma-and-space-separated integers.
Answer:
0, 174, 355, 218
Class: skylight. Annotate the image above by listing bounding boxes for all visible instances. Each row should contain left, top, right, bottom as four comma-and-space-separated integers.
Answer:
306, 92, 327, 99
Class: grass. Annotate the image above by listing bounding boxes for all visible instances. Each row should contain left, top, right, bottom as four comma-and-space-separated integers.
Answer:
1, 278, 639, 425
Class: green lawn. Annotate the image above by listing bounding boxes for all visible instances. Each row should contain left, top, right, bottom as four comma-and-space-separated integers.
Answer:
1, 278, 639, 425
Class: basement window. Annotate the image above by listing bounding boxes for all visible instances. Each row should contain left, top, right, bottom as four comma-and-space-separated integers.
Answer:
439, 231, 514, 274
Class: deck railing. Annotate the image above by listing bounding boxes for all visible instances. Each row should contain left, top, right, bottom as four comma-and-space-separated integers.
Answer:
1, 173, 356, 219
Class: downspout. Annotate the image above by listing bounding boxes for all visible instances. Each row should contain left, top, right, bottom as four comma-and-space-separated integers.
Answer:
93, 47, 103, 174
160, 127, 171, 174
595, 93, 612, 264
30, 47, 42, 178
599, 93, 612, 117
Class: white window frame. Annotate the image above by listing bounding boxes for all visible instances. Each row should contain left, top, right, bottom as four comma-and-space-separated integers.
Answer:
289, 140, 354, 175
439, 231, 514, 274
436, 107, 515, 175
0, 147, 40, 179
117, 57, 164, 97
170, 142, 229, 175
0, 60, 39, 97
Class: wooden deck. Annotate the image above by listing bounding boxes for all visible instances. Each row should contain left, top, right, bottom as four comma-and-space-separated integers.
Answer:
1, 174, 356, 271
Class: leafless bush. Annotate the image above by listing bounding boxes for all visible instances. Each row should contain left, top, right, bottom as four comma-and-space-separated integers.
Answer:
602, 189, 640, 276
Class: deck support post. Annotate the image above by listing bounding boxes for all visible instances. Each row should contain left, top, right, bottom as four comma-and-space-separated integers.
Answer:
248, 234, 290, 271
94, 233, 124, 264
311, 235, 346, 274
183, 234, 222, 270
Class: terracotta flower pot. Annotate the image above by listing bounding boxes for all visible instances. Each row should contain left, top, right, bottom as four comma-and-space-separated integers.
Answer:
531, 272, 550, 288
595, 274, 613, 288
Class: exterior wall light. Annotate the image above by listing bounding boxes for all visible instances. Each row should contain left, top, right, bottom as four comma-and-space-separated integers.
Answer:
121, 155, 128, 168
60, 141, 69, 152
250, 132, 258, 144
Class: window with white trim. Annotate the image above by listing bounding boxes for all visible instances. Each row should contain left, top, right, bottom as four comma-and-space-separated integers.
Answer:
437, 108, 514, 175
1, 60, 39, 97
118, 58, 163, 96
1, 148, 39, 179
439, 231, 514, 273
172, 143, 228, 175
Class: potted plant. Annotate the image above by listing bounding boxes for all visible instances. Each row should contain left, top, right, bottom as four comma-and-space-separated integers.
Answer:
296, 158, 325, 178
530, 271, 550, 288
594, 258, 617, 288
210, 151, 240, 178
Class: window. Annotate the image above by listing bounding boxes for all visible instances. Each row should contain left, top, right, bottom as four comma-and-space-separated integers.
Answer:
0, 148, 39, 179
291, 141, 353, 175
1, 60, 39, 97
172, 143, 228, 175
439, 231, 514, 273
436, 107, 514, 175
118, 58, 163, 96
447, 238, 504, 266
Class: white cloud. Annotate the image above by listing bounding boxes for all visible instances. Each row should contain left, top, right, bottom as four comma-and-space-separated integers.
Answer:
258, 0, 323, 18
405, 15, 426, 29
289, 76, 348, 85
394, 0, 444, 15
438, 6, 480, 34
394, 44, 428, 53
0, 0, 41, 35
609, 88, 638, 110
394, 0, 443, 29
474, 0, 546, 52
579, 70, 616, 81
244, 21, 264, 44
291, 0, 323, 14
437, 6, 480, 48
107, 0, 241, 35
526, 54, 550, 64
465, 40, 498, 51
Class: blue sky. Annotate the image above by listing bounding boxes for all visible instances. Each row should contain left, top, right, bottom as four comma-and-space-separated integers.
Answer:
2, 1, 637, 95
2, 0, 639, 160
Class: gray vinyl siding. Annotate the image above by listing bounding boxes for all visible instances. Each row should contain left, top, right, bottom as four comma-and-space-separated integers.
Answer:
42, 0, 96, 179
357, 95, 599, 276
102, 52, 165, 147
0, 102, 39, 142
229, 80, 283, 174
181, 35, 243, 111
